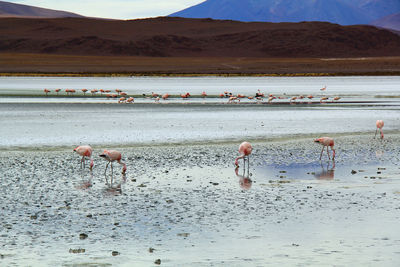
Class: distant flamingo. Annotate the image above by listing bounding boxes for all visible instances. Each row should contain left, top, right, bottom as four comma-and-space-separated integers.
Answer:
201, 91, 207, 98
55, 89, 61, 95
126, 97, 134, 103
314, 137, 335, 160
81, 89, 88, 95
118, 97, 126, 103
235, 141, 252, 167
268, 96, 276, 103
162, 93, 169, 100
320, 97, 329, 103
375, 120, 384, 139
320, 86, 327, 91
180, 92, 190, 99
219, 93, 225, 98
152, 92, 159, 98
255, 89, 264, 97
74, 145, 94, 170
91, 89, 98, 95
237, 94, 245, 98
99, 150, 127, 175
44, 89, 50, 96
333, 96, 341, 101
115, 89, 122, 95
307, 95, 314, 100
228, 96, 240, 103
120, 92, 127, 96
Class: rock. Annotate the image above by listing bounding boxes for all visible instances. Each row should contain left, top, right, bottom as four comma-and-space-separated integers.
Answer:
154, 259, 161, 265
112, 251, 120, 256
69, 248, 85, 254
351, 170, 357, 174
149, 247, 155, 253
79, 233, 88, 240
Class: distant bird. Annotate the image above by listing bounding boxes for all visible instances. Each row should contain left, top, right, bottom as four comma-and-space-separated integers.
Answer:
74, 145, 94, 170
235, 141, 253, 166
44, 89, 50, 96
201, 91, 207, 98
120, 92, 127, 96
333, 96, 341, 101
307, 95, 314, 100
181, 92, 190, 99
320, 97, 329, 103
228, 96, 240, 103
81, 89, 88, 95
219, 93, 225, 98
126, 97, 134, 103
162, 93, 169, 100
115, 89, 122, 95
152, 92, 159, 98
55, 89, 61, 95
314, 137, 335, 160
118, 97, 126, 103
90, 89, 98, 95
268, 96, 276, 103
247, 96, 254, 100
100, 150, 127, 174
375, 120, 384, 139
320, 86, 327, 91
237, 94, 245, 98
255, 89, 264, 97
290, 96, 297, 103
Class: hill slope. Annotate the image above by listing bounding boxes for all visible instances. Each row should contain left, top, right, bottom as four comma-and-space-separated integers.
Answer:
170, 0, 400, 25
1, 17, 400, 58
0, 0, 83, 18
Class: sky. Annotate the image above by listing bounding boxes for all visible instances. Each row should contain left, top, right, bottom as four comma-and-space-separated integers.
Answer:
6, 0, 205, 19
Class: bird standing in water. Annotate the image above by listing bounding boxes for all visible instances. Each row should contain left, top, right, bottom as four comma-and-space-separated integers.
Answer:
314, 137, 335, 160
375, 120, 384, 139
74, 145, 94, 170
235, 142, 252, 167
99, 150, 127, 175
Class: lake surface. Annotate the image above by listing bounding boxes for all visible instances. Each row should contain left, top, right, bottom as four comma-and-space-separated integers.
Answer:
0, 76, 399, 148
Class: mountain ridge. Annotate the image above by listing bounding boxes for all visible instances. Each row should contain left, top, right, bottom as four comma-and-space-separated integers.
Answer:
0, 0, 83, 18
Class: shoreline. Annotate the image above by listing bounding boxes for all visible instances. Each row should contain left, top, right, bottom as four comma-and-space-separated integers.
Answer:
1, 71, 400, 77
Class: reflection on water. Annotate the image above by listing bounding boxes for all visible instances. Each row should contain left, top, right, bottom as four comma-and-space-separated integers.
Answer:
75, 170, 93, 190
235, 166, 252, 190
314, 161, 335, 180
104, 173, 126, 196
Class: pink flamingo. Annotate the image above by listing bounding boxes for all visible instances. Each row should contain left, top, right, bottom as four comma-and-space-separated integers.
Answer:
44, 89, 50, 96
162, 93, 169, 100
320, 86, 327, 91
201, 91, 207, 98
314, 137, 335, 160
81, 89, 88, 95
126, 97, 134, 103
99, 150, 127, 174
235, 141, 252, 166
74, 145, 94, 170
375, 120, 384, 139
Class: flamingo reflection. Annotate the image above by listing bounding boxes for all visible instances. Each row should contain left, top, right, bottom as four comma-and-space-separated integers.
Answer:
104, 173, 127, 196
314, 160, 335, 180
75, 171, 93, 190
235, 166, 252, 190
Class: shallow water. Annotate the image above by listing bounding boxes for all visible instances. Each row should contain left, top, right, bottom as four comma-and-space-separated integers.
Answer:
1, 76, 400, 266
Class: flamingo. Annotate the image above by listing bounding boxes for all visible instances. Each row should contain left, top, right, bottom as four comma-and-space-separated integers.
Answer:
228, 96, 240, 103
237, 94, 245, 98
118, 97, 126, 103
314, 137, 335, 160
115, 89, 122, 95
126, 97, 135, 103
99, 150, 127, 175
201, 91, 207, 98
120, 92, 127, 96
307, 95, 314, 100
91, 89, 98, 95
235, 141, 252, 167
268, 96, 276, 103
152, 92, 159, 98
81, 89, 88, 95
333, 96, 341, 101
55, 89, 61, 95
219, 93, 225, 98
74, 145, 94, 170
256, 89, 264, 97
320, 97, 329, 103
162, 93, 169, 100
44, 89, 50, 96
375, 120, 384, 139
320, 86, 327, 91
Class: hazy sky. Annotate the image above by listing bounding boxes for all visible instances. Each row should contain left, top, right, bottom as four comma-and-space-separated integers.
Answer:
6, 0, 205, 19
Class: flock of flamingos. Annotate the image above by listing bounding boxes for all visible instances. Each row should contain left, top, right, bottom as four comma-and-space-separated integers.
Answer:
63, 85, 385, 181
44, 85, 341, 104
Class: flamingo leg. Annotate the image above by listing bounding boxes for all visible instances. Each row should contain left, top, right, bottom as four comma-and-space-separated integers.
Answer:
375, 128, 378, 138
105, 162, 110, 175
80, 156, 84, 169
111, 162, 114, 175
319, 146, 325, 160
380, 129, 384, 139
327, 146, 331, 160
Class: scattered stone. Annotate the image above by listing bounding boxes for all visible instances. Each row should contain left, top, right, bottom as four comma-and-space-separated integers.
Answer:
112, 251, 120, 256
137, 184, 147, 188
292, 243, 300, 247
69, 248, 85, 254
154, 259, 161, 265
177, 233, 190, 237
79, 233, 88, 240
149, 247, 155, 253
351, 170, 357, 174
166, 199, 174, 204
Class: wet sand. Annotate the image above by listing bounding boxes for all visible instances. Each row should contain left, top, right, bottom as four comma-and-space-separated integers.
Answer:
1, 134, 400, 266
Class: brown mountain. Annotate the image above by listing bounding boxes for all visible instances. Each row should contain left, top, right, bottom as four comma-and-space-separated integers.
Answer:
1, 17, 400, 58
0, 1, 83, 18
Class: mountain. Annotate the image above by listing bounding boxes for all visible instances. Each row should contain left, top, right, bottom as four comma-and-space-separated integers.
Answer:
372, 12, 400, 32
1, 17, 400, 58
169, 0, 400, 25
0, 0, 83, 18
